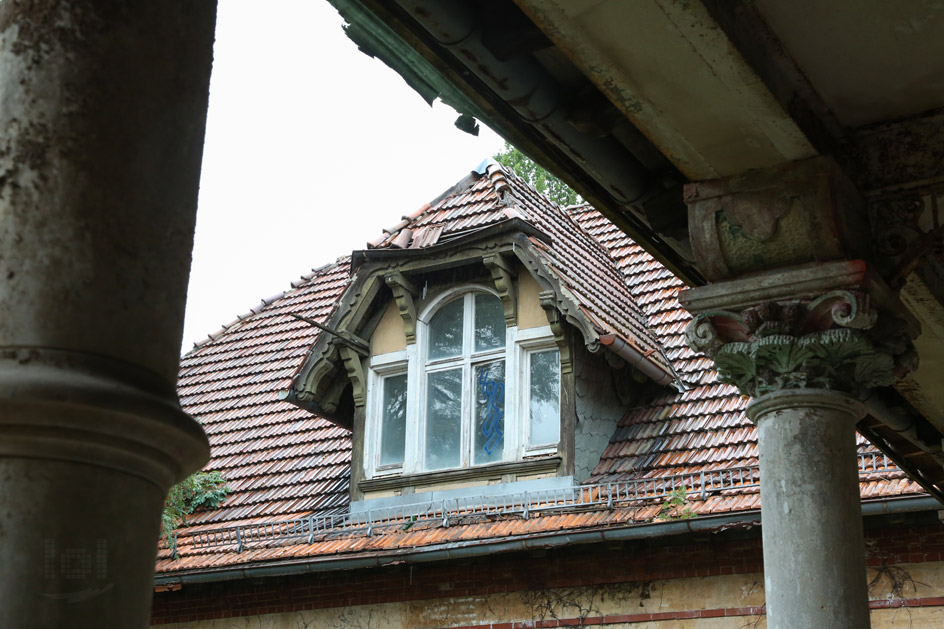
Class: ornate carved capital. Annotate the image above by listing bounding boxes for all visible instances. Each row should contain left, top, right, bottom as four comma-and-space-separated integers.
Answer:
682, 262, 919, 398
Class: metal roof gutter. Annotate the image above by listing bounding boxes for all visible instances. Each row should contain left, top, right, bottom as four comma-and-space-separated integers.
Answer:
153, 495, 939, 587
599, 333, 677, 388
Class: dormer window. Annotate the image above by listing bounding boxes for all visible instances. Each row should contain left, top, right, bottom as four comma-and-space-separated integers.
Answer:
367, 286, 561, 479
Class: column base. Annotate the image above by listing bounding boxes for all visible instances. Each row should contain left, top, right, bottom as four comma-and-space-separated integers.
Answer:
0, 348, 209, 628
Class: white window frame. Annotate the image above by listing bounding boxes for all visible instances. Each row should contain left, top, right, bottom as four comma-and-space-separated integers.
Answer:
516, 332, 562, 456
364, 285, 560, 479
366, 348, 409, 476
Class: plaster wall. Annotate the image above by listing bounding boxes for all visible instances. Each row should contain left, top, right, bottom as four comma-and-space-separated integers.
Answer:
157, 571, 766, 628
517, 271, 546, 329
371, 301, 407, 356
154, 561, 944, 628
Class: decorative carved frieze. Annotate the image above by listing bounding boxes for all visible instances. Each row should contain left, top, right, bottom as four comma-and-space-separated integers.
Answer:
686, 157, 870, 282
682, 262, 919, 398
868, 186, 944, 292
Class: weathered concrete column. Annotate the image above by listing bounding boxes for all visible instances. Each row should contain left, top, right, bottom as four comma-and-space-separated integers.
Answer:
748, 389, 869, 627
0, 2, 216, 627
680, 157, 920, 628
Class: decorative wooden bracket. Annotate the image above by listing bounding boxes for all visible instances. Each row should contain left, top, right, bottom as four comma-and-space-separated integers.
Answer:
539, 290, 572, 374
384, 270, 418, 344
483, 253, 517, 326
338, 345, 367, 408
293, 344, 342, 413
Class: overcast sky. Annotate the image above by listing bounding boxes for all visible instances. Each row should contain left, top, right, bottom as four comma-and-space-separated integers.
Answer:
182, 1, 506, 350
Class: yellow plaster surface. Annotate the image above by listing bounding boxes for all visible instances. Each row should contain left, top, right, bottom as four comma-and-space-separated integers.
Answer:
371, 301, 407, 356
518, 271, 547, 330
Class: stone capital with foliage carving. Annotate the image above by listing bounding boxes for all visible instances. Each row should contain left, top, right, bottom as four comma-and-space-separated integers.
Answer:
686, 290, 918, 398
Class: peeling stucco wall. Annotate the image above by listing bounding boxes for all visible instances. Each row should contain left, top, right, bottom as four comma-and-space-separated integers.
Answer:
154, 560, 944, 628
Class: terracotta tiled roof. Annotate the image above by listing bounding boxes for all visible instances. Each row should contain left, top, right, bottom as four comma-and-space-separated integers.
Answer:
176, 260, 353, 528
158, 167, 926, 579
369, 164, 674, 378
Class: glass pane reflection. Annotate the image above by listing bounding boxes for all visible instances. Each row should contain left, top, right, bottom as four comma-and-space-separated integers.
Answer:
474, 293, 505, 353
425, 368, 462, 469
379, 373, 407, 466
428, 298, 464, 360
474, 360, 505, 465
529, 350, 560, 445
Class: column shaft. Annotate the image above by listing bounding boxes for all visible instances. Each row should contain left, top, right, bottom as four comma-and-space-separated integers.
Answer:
748, 389, 871, 628
0, 2, 216, 626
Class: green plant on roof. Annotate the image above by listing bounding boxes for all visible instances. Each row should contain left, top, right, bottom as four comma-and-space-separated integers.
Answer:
655, 486, 697, 521
493, 142, 581, 207
161, 470, 231, 548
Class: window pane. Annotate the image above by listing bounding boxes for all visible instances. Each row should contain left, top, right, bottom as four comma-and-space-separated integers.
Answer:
428, 298, 464, 360
474, 360, 505, 465
379, 373, 407, 467
474, 293, 505, 352
425, 368, 462, 469
529, 350, 560, 445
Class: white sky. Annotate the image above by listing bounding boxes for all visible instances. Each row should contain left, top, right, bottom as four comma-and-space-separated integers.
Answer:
182, 0, 505, 351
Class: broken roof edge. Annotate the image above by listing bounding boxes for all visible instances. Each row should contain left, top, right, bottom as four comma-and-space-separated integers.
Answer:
153, 494, 939, 586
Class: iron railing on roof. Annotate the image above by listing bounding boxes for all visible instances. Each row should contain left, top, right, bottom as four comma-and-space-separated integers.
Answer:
180, 452, 899, 552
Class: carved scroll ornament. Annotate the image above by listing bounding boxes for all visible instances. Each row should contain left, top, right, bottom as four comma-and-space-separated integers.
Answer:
687, 291, 917, 398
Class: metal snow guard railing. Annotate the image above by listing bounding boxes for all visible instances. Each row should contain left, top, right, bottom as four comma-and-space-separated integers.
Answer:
183, 452, 897, 552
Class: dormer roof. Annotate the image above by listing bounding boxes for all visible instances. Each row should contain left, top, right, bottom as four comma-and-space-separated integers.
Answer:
284, 163, 680, 427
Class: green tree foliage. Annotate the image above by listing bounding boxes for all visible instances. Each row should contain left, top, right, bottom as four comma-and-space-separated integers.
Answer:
161, 470, 230, 547
493, 142, 580, 207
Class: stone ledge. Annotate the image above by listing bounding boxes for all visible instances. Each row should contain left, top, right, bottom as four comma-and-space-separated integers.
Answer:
359, 456, 562, 494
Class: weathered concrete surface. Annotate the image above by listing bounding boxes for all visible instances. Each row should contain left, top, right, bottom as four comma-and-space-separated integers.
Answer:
0, 1, 216, 627
0, 0, 214, 380
748, 389, 871, 629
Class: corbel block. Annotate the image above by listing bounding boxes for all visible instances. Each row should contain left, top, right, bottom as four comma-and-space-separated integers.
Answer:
339, 345, 367, 408
384, 270, 418, 344
539, 290, 572, 374
484, 253, 518, 326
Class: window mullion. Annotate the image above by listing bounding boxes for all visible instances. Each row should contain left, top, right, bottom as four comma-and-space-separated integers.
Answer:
462, 293, 473, 466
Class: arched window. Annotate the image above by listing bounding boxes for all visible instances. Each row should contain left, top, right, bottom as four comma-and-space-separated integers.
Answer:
368, 286, 561, 477
423, 292, 507, 470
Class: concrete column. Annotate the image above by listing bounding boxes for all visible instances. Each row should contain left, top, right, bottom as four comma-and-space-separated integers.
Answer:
680, 159, 921, 628
0, 2, 216, 627
747, 389, 870, 629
